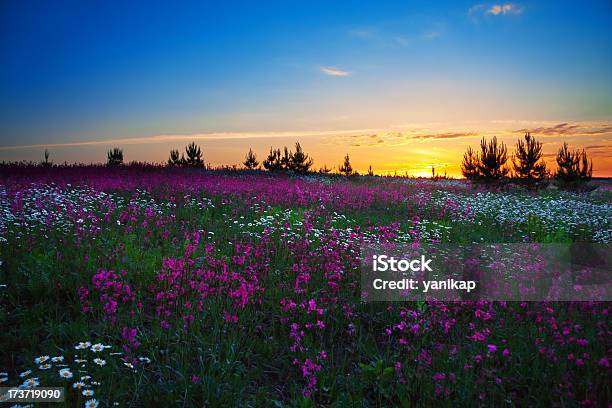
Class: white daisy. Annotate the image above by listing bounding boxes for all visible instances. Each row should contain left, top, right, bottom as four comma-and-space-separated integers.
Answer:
93, 358, 106, 366
84, 398, 99, 408
19, 370, 32, 378
89, 343, 104, 352
59, 368, 73, 379
51, 356, 64, 363
75, 342, 91, 350
34, 356, 49, 364
22, 378, 40, 388
82, 389, 94, 397
80, 375, 92, 381
72, 381, 86, 389
38, 364, 51, 370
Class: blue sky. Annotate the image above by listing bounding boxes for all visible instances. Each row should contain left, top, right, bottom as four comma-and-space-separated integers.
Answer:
1, 1, 611, 174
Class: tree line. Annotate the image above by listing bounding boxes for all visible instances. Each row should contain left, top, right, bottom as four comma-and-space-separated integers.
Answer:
42, 133, 597, 184
461, 133, 593, 184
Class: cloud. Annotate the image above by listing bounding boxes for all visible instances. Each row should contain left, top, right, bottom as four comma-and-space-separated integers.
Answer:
327, 131, 479, 147
487, 3, 522, 15
0, 128, 382, 151
515, 122, 612, 136
320, 66, 350, 77
470, 3, 523, 17
413, 132, 477, 141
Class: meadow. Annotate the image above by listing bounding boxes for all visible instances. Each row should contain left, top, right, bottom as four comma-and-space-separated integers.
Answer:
0, 165, 610, 407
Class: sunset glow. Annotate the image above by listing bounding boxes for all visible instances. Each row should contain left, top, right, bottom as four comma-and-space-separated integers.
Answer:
1, 1, 610, 176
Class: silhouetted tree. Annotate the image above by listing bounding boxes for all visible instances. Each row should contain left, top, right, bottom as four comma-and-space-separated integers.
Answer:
184, 142, 204, 167
107, 147, 124, 166
243, 148, 259, 169
42, 149, 52, 167
319, 164, 331, 174
513, 132, 547, 182
280, 146, 291, 170
338, 153, 353, 176
477, 136, 508, 180
367, 165, 374, 176
262, 147, 282, 171
461, 146, 479, 180
555, 142, 592, 182
289, 142, 313, 174
167, 149, 183, 166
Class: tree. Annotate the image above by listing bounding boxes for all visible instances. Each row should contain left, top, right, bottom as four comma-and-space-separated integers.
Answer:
461, 146, 479, 180
184, 142, 204, 167
338, 153, 353, 176
42, 149, 52, 167
367, 165, 374, 176
263, 147, 282, 171
477, 136, 508, 180
513, 132, 547, 182
107, 147, 124, 166
289, 142, 313, 174
167, 149, 183, 166
555, 142, 592, 182
243, 148, 259, 169
319, 164, 331, 174
281, 146, 292, 170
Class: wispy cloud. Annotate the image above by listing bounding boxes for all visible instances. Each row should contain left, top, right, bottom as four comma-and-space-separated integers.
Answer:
320, 66, 350, 77
487, 3, 522, 15
515, 122, 612, 136
470, 3, 523, 17
327, 131, 479, 147
0, 128, 383, 151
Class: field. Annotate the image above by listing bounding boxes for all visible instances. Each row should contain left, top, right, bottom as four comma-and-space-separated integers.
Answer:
1, 165, 610, 407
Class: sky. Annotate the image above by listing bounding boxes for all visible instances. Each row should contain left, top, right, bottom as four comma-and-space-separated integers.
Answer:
1, 0, 611, 176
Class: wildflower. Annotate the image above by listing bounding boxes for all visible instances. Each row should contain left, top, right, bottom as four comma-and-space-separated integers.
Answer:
51, 356, 64, 363
80, 376, 92, 381
34, 356, 49, 364
487, 344, 497, 353
75, 342, 92, 350
138, 357, 151, 364
38, 364, 51, 370
598, 356, 610, 368
22, 378, 40, 388
59, 368, 73, 379
90, 343, 108, 352
82, 389, 95, 397
93, 358, 106, 366
502, 348, 511, 358
73, 381, 86, 389
84, 399, 99, 408
19, 370, 32, 378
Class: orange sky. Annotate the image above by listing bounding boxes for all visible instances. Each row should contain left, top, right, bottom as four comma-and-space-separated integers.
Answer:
1, 119, 611, 177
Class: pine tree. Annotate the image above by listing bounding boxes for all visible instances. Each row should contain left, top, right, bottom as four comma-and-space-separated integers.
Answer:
184, 142, 204, 167
243, 148, 259, 169
555, 142, 592, 182
262, 147, 282, 171
107, 147, 124, 166
367, 165, 374, 176
513, 132, 547, 182
168, 149, 183, 166
461, 146, 479, 180
280, 147, 291, 170
289, 142, 313, 174
319, 165, 331, 174
338, 153, 353, 176
477, 136, 508, 180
